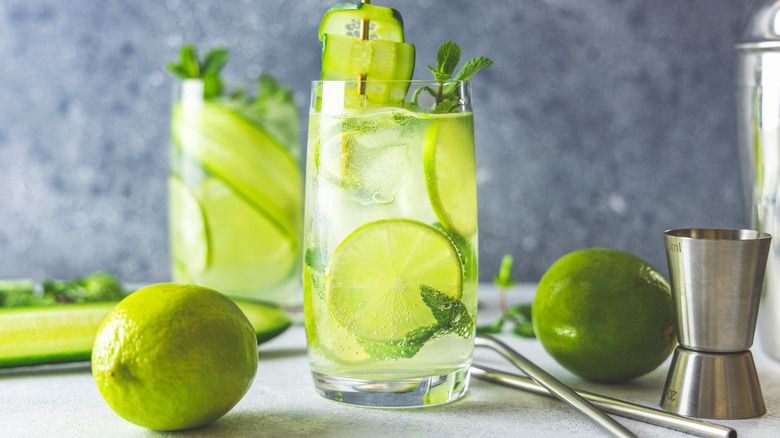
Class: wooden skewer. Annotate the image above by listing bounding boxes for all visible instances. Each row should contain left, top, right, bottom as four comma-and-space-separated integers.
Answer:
358, 0, 371, 95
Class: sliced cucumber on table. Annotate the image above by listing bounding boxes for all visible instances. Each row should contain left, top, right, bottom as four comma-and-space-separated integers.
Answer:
0, 298, 291, 368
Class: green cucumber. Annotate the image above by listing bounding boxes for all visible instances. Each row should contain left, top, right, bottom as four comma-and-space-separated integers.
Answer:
320, 33, 415, 105
170, 101, 302, 242
0, 298, 292, 368
318, 2, 405, 42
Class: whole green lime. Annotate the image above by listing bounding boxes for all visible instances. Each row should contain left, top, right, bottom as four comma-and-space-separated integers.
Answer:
532, 248, 676, 382
91, 283, 258, 430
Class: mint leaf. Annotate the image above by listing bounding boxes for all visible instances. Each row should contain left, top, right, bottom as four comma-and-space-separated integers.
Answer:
424, 41, 492, 112
362, 285, 474, 361
453, 57, 494, 81
436, 41, 461, 77
224, 74, 299, 156
420, 285, 474, 338
410, 85, 437, 106
166, 44, 200, 79
476, 315, 505, 335
494, 255, 516, 289
428, 66, 451, 83
507, 303, 535, 338
202, 47, 229, 76
362, 323, 440, 360
166, 45, 229, 99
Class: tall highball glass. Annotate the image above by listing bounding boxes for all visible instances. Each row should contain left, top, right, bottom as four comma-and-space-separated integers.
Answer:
302, 80, 478, 407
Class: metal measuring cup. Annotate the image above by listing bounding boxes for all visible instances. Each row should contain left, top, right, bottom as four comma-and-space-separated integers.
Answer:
660, 228, 771, 419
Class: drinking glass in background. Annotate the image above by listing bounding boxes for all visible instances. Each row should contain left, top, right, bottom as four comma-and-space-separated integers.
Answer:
169, 78, 303, 307
303, 80, 478, 407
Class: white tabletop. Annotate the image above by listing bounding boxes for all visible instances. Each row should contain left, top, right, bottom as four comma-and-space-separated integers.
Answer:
1, 283, 779, 437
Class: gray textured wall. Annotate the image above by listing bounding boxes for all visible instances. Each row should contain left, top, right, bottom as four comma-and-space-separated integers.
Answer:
0, 0, 757, 283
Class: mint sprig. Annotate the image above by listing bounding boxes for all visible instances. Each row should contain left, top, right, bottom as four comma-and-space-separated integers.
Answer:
412, 41, 493, 112
166, 45, 228, 99
476, 255, 536, 338
362, 285, 474, 360
166, 44, 299, 154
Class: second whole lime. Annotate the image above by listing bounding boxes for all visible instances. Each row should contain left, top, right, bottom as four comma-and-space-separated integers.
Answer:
532, 248, 676, 383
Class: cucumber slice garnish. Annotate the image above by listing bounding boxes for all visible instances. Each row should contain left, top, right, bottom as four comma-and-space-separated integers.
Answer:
320, 33, 415, 105
318, 2, 405, 42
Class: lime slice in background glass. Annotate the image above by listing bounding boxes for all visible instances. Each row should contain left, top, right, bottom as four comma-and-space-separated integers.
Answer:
168, 176, 211, 274
318, 2, 405, 42
423, 113, 478, 239
192, 177, 298, 294
171, 101, 301, 241
326, 219, 463, 342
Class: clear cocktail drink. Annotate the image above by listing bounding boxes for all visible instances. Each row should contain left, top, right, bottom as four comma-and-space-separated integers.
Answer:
303, 80, 478, 407
169, 78, 302, 307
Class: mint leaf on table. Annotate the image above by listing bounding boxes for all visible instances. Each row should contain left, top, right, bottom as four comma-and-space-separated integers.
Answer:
494, 254, 516, 289
476, 254, 536, 338
0, 272, 126, 308
476, 315, 505, 335
507, 303, 535, 338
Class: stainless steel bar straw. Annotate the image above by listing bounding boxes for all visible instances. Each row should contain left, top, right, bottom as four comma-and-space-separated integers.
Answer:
470, 365, 736, 438
474, 336, 637, 438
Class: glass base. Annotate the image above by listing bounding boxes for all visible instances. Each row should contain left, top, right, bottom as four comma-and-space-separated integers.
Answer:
311, 367, 470, 408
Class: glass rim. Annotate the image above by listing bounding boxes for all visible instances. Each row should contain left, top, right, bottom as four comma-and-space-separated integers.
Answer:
311, 79, 471, 85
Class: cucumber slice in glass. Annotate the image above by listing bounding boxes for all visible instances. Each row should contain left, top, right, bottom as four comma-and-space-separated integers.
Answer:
318, 2, 405, 42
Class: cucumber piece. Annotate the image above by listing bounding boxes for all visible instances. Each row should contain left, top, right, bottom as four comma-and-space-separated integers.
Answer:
0, 298, 292, 368
318, 2, 404, 42
320, 33, 415, 105
170, 101, 302, 243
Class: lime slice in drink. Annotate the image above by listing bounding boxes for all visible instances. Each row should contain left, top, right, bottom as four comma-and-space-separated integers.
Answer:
423, 113, 478, 238
318, 2, 405, 42
168, 176, 211, 274
304, 265, 374, 365
193, 177, 298, 294
171, 101, 301, 242
326, 219, 463, 342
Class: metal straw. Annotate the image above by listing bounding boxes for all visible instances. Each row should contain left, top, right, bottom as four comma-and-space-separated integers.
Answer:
470, 365, 736, 438
475, 336, 637, 438
358, 0, 370, 95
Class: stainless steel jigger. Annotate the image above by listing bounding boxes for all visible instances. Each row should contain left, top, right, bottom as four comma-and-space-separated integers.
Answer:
661, 228, 771, 419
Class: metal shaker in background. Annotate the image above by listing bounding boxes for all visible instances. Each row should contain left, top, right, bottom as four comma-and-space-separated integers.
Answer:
736, 0, 780, 362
